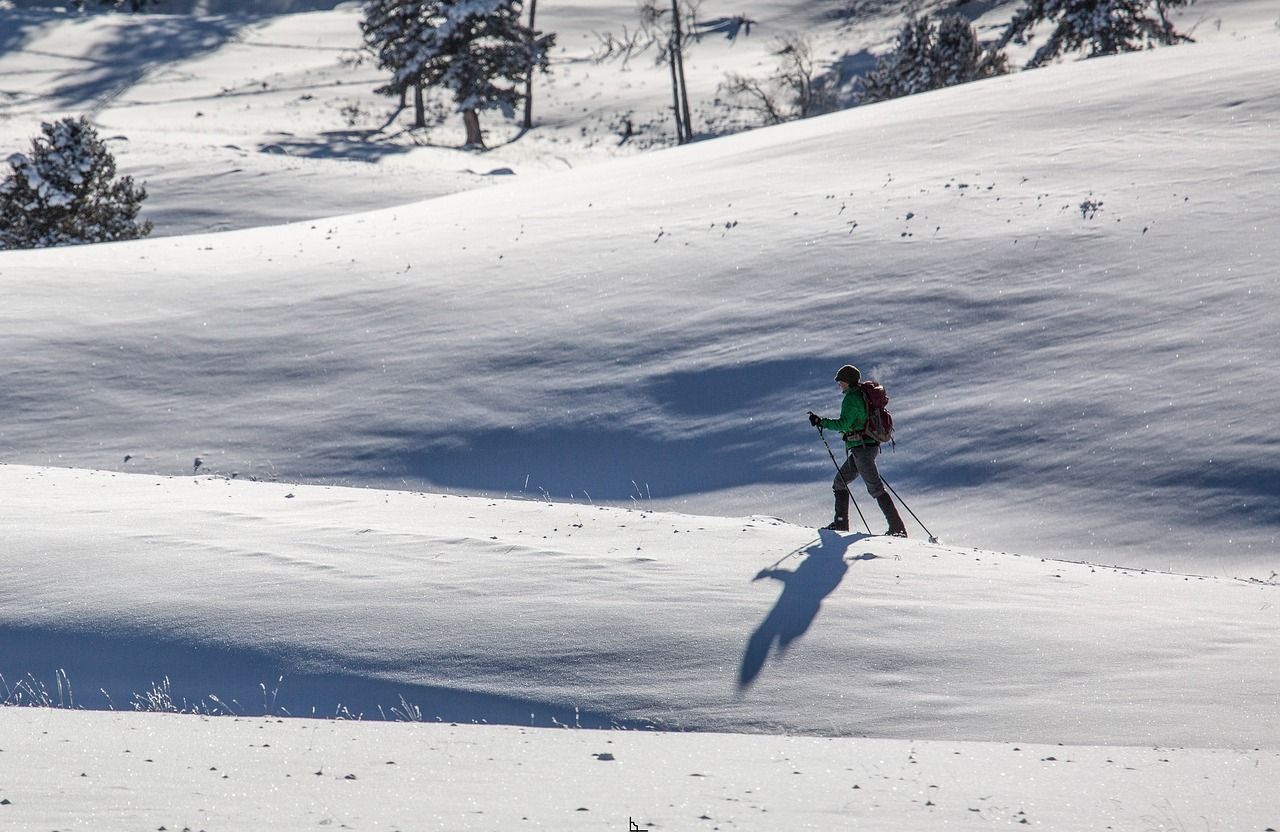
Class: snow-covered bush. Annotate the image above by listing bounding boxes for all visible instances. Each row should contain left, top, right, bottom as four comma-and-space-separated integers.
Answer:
361, 0, 554, 147
0, 117, 152, 250
859, 15, 1007, 104
996, 0, 1194, 68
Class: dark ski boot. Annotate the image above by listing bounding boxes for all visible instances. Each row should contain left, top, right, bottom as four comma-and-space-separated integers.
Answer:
825, 490, 850, 531
877, 493, 907, 537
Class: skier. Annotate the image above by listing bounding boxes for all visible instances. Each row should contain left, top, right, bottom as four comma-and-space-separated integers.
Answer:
808, 364, 907, 536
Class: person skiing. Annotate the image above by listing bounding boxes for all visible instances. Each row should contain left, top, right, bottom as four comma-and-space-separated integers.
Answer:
808, 364, 907, 536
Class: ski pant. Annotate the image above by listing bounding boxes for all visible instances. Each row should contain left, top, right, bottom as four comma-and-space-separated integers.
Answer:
833, 445, 887, 499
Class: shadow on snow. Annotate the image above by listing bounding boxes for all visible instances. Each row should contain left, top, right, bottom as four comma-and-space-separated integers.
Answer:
0, 627, 652, 729
40, 17, 247, 114
259, 129, 417, 163
738, 529, 877, 689
381, 356, 938, 500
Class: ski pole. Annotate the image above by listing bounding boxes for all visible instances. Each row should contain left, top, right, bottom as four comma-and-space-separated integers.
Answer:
817, 426, 873, 535
882, 478, 940, 544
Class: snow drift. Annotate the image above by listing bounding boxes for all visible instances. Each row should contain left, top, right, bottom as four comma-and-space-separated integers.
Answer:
3, 465, 1277, 749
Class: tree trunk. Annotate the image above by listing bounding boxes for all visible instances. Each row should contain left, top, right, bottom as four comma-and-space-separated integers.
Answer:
670, 0, 693, 141
668, 40, 685, 144
675, 41, 693, 139
522, 0, 539, 131
463, 109, 484, 147
413, 84, 425, 128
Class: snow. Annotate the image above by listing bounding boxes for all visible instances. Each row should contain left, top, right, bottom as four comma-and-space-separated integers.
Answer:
5, 11, 1279, 570
4, 464, 1276, 745
5, 149, 78, 209
3, 708, 1277, 831
1, 0, 1279, 828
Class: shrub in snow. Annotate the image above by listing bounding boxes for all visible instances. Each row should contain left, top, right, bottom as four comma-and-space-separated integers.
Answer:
72, 0, 160, 10
719, 34, 838, 126
859, 14, 1008, 104
996, 0, 1194, 68
0, 117, 152, 250
361, 0, 555, 147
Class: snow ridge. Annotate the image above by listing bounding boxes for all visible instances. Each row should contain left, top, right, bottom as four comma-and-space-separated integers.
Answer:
3, 465, 1277, 749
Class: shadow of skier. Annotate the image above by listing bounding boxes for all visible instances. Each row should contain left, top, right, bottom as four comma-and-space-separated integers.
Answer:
738, 529, 877, 689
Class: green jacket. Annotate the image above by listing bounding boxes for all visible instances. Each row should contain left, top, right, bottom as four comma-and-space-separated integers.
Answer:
820, 388, 877, 449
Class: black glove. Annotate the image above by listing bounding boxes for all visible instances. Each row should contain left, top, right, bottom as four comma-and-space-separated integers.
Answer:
808, 412, 821, 428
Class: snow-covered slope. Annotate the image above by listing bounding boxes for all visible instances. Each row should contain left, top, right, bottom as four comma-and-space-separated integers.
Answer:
1, 0, 910, 233
3, 465, 1277, 748
2, 2, 1279, 827
4, 1, 1280, 575
1, 464, 1277, 828
2, 708, 1276, 832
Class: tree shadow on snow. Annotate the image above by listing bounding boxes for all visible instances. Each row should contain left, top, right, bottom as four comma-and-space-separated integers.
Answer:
737, 530, 877, 689
36, 15, 254, 114
0, 8, 58, 59
259, 129, 417, 162
826, 48, 878, 90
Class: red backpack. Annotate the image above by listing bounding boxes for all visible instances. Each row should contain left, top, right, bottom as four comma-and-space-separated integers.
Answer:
858, 381, 895, 445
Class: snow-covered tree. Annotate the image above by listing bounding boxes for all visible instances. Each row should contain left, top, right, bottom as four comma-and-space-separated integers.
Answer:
860, 14, 1007, 104
361, 0, 554, 147
362, 0, 424, 127
996, 0, 1193, 68
0, 117, 151, 250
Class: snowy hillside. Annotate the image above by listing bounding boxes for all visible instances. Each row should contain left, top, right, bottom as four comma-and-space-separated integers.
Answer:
3, 0, 1279, 574
2, 0, 1279, 828
5, 464, 1277, 746
2, 464, 1278, 829
1, 0, 936, 233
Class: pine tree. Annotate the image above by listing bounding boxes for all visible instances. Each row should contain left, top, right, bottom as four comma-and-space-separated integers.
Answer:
0, 117, 151, 250
860, 15, 1006, 104
362, 0, 428, 127
996, 0, 1193, 69
933, 15, 1007, 87
361, 0, 554, 147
